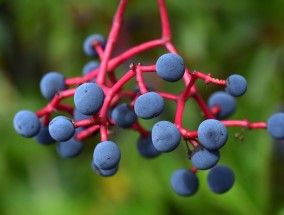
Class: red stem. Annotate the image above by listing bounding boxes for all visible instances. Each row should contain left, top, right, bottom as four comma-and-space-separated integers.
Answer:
96, 0, 128, 85
192, 71, 227, 86
221, 120, 267, 129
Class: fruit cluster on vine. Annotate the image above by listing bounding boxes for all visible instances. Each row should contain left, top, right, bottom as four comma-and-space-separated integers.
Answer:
13, 0, 284, 197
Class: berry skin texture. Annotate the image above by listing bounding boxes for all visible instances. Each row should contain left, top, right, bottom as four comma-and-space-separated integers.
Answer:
191, 145, 220, 170
93, 141, 121, 170
225, 74, 247, 97
40, 72, 66, 100
91, 162, 119, 177
207, 165, 235, 194
152, 121, 181, 152
267, 113, 284, 139
56, 137, 84, 158
134, 92, 165, 119
74, 83, 105, 115
49, 116, 75, 142
34, 123, 55, 145
198, 119, 228, 150
156, 53, 185, 82
13, 110, 40, 138
170, 169, 199, 196
111, 103, 137, 128
83, 34, 106, 57
208, 91, 237, 119
136, 133, 161, 158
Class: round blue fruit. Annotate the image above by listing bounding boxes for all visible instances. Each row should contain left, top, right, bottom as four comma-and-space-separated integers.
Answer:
170, 169, 199, 196
198, 119, 228, 150
191, 145, 220, 170
152, 121, 181, 152
56, 137, 84, 158
225, 74, 247, 97
207, 165, 235, 194
111, 103, 137, 128
73, 108, 92, 121
208, 91, 236, 119
91, 161, 118, 177
13, 110, 41, 138
267, 113, 284, 139
156, 53, 185, 82
134, 92, 165, 119
34, 123, 55, 145
83, 34, 106, 57
49, 116, 75, 142
82, 61, 100, 75
93, 141, 121, 170
136, 133, 161, 158
74, 82, 105, 115
40, 72, 66, 100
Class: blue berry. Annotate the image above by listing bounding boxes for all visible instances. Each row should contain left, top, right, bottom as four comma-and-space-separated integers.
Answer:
82, 61, 100, 75
91, 161, 118, 177
191, 145, 220, 170
156, 53, 185, 82
267, 113, 284, 139
93, 141, 121, 170
111, 103, 137, 128
134, 92, 165, 119
56, 137, 84, 158
40, 72, 66, 100
49, 116, 75, 142
208, 91, 236, 119
13, 110, 40, 137
170, 169, 199, 196
207, 165, 235, 194
198, 119, 228, 150
73, 108, 92, 121
83, 34, 106, 57
34, 123, 55, 145
136, 133, 161, 158
152, 121, 181, 152
74, 82, 105, 115
225, 74, 247, 97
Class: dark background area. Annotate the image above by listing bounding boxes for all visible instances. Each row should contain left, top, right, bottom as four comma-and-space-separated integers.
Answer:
1, 0, 284, 214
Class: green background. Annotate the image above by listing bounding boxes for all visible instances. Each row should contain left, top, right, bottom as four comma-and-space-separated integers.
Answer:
1, 0, 284, 214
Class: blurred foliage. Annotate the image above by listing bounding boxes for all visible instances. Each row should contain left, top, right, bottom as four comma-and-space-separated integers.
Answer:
1, 0, 284, 215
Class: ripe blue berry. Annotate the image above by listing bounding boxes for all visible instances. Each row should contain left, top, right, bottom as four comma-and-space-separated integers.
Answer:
34, 123, 55, 145
208, 91, 236, 119
170, 169, 199, 196
134, 92, 165, 119
267, 113, 284, 139
207, 165, 235, 194
191, 145, 220, 170
225, 74, 247, 97
156, 53, 185, 82
136, 133, 161, 158
91, 161, 118, 177
49, 116, 75, 142
73, 108, 92, 121
40, 72, 66, 100
198, 119, 228, 150
56, 137, 84, 158
82, 61, 100, 75
13, 110, 40, 138
74, 82, 105, 115
152, 121, 181, 152
83, 34, 106, 57
93, 141, 121, 170
111, 103, 137, 128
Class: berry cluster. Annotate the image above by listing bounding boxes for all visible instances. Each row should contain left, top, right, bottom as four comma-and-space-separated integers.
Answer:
13, 0, 284, 196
